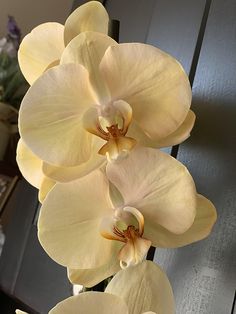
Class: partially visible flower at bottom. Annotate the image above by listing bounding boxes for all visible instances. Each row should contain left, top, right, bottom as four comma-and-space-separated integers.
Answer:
16, 261, 175, 314
38, 146, 217, 287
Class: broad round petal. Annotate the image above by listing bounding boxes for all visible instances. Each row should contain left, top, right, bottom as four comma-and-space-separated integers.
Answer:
128, 110, 195, 148
156, 109, 196, 147
42, 137, 106, 182
49, 292, 129, 314
61, 31, 117, 103
105, 260, 175, 314
18, 23, 64, 85
64, 1, 109, 46
16, 138, 43, 189
144, 194, 217, 248
68, 243, 121, 287
38, 170, 115, 269
100, 43, 191, 140
106, 146, 197, 234
19, 64, 96, 167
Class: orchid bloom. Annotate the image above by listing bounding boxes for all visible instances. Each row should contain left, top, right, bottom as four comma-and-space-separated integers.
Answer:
38, 147, 216, 287
19, 31, 195, 181
18, 1, 109, 85
16, 261, 174, 314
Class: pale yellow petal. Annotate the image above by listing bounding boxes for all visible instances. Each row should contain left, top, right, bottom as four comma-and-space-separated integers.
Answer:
105, 260, 175, 314
15, 311, 28, 314
127, 110, 195, 148
38, 170, 114, 269
38, 176, 56, 203
107, 146, 196, 234
19, 64, 96, 167
126, 120, 158, 148
64, 1, 109, 46
61, 31, 117, 102
156, 110, 196, 147
100, 43, 191, 140
68, 242, 122, 287
49, 292, 128, 314
16, 138, 43, 189
42, 137, 106, 182
18, 23, 64, 85
144, 194, 217, 248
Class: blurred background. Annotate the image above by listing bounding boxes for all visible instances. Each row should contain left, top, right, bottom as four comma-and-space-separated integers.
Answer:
0, 0, 72, 38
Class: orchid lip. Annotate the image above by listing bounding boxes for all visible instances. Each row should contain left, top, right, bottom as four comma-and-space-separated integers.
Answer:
100, 206, 151, 268
83, 100, 136, 161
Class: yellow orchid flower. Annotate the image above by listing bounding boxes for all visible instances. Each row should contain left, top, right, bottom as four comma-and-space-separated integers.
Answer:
38, 147, 216, 287
18, 1, 109, 85
19, 31, 195, 180
16, 261, 174, 314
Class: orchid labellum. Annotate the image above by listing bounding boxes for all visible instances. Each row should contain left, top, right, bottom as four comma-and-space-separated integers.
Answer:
16, 261, 174, 314
38, 147, 216, 287
19, 31, 195, 181
18, 1, 109, 85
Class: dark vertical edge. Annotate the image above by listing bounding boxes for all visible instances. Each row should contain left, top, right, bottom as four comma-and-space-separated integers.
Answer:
188, 0, 212, 86
108, 19, 120, 42
169, 0, 212, 161
148, 0, 212, 262
146, 246, 156, 261
231, 290, 236, 314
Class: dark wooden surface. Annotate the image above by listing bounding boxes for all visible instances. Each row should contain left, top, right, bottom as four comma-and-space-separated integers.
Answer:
1, 0, 235, 313
0, 180, 72, 313
163, 1, 236, 313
